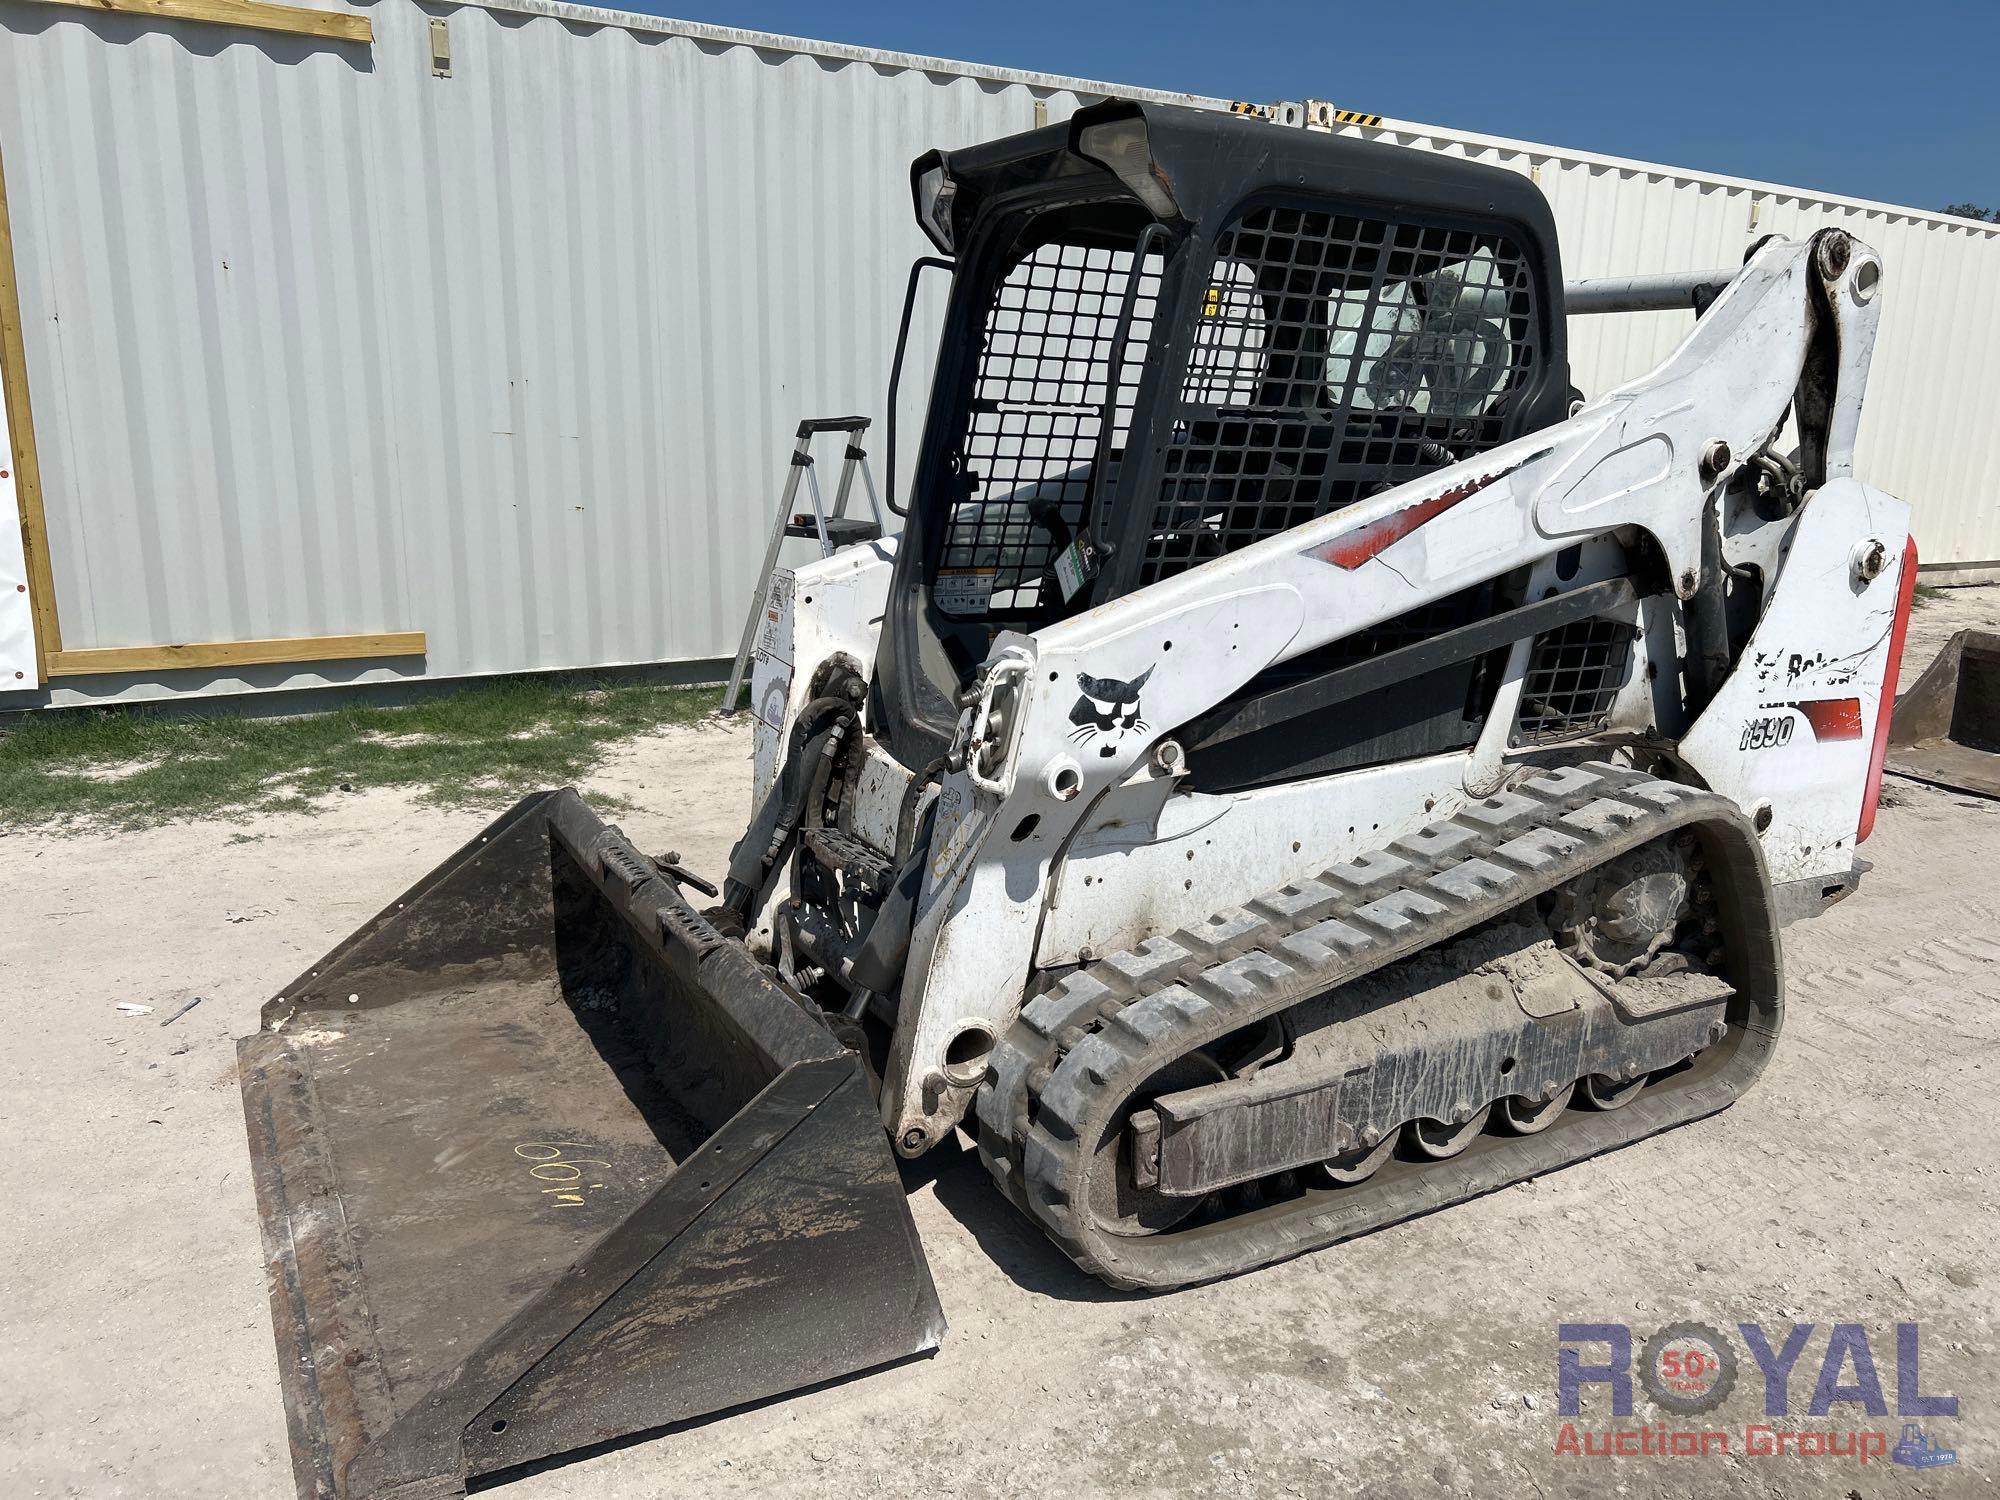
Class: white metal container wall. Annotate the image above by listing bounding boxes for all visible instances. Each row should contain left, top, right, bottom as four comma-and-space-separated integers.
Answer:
0, 1, 1993, 708
0, 1, 1179, 704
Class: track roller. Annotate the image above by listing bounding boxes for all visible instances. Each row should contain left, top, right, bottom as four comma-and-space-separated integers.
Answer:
1497, 1082, 1575, 1134
1407, 1107, 1492, 1159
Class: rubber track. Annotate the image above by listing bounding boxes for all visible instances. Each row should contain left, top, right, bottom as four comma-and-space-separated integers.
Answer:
974, 761, 1782, 1289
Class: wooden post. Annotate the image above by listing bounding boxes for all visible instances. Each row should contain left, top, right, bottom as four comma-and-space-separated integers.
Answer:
0, 139, 60, 682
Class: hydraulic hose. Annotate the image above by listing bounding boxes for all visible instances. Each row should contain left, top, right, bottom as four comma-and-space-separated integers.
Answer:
720, 695, 854, 920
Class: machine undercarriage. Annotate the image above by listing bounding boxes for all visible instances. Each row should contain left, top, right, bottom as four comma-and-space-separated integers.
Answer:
975, 761, 1775, 1287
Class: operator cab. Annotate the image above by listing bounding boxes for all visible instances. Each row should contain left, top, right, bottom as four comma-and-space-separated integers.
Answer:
873, 101, 1570, 780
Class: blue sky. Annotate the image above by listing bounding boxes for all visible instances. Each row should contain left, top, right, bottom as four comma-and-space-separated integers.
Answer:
623, 1, 1997, 212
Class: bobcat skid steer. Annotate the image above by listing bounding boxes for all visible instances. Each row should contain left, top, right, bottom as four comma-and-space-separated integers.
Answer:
239, 101, 1919, 1499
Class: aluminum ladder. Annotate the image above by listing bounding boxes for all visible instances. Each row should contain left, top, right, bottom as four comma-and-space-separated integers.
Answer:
721, 417, 886, 713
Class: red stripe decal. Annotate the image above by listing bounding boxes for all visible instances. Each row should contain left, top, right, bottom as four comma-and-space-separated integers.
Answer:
1304, 449, 1546, 571
1310, 486, 1474, 569
1860, 535, 1919, 842
1789, 697, 1864, 741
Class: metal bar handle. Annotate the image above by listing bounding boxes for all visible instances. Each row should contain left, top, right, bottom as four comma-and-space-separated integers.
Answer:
885, 256, 954, 517
1085, 222, 1169, 539
1564, 267, 1738, 315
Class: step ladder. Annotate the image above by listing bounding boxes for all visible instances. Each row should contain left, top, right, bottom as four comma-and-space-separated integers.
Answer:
722, 417, 886, 713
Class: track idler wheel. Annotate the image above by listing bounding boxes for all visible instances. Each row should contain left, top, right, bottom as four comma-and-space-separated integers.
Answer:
1497, 1081, 1575, 1135
1579, 1072, 1645, 1110
1406, 1105, 1492, 1159
1102, 1053, 1226, 1235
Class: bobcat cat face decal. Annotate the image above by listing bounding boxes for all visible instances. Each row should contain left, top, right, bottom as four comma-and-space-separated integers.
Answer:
1068, 666, 1154, 757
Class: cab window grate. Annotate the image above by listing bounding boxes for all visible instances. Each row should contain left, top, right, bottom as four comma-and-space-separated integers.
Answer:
1141, 205, 1537, 586
937, 240, 1161, 619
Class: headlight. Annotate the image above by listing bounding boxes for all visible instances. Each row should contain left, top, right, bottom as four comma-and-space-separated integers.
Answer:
1073, 113, 1181, 221
915, 161, 958, 253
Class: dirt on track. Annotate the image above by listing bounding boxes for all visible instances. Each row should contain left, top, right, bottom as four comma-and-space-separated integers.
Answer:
2, 590, 1996, 1499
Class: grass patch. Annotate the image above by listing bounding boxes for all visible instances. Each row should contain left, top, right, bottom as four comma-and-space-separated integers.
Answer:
0, 675, 718, 832
1913, 582, 1944, 608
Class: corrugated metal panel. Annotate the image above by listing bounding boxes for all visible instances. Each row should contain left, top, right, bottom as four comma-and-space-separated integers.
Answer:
0, 0, 1167, 705
0, 1, 1993, 708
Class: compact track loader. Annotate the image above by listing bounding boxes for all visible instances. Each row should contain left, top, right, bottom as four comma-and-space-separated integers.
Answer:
240, 101, 1919, 1499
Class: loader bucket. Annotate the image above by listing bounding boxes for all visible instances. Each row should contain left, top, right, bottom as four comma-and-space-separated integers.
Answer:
237, 789, 944, 1500
1888, 628, 2000, 798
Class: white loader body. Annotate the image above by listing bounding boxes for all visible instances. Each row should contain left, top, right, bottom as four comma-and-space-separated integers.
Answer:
753, 232, 1909, 1153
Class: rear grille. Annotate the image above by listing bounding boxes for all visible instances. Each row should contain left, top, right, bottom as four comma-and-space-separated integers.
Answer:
937, 239, 1161, 619
1515, 618, 1634, 743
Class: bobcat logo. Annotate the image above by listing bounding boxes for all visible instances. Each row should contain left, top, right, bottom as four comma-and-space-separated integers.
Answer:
1068, 666, 1153, 757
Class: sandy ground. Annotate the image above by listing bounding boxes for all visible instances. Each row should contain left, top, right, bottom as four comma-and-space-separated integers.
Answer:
3, 589, 1996, 1500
